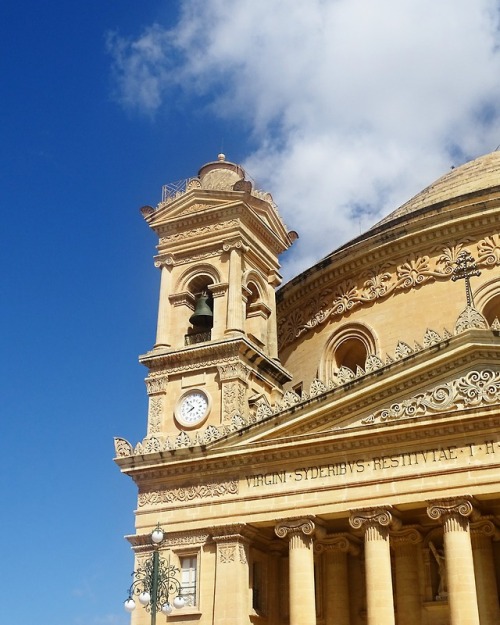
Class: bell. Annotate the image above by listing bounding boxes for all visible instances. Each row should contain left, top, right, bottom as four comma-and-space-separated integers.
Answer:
189, 293, 214, 328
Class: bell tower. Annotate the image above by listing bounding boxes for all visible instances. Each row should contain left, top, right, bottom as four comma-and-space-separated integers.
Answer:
139, 154, 296, 438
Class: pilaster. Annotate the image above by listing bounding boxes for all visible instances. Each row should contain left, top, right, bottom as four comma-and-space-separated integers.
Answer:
391, 527, 422, 625
470, 519, 500, 625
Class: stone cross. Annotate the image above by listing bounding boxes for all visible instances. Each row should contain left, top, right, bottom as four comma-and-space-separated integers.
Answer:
451, 250, 481, 308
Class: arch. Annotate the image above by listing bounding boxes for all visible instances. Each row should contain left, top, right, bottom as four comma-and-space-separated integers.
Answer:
176, 264, 221, 294
474, 278, 500, 325
243, 269, 269, 304
243, 270, 272, 349
319, 323, 377, 381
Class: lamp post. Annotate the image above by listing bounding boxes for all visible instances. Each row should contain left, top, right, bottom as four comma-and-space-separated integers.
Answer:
124, 524, 185, 623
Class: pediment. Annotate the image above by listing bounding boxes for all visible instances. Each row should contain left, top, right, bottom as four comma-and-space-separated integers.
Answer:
210, 330, 500, 449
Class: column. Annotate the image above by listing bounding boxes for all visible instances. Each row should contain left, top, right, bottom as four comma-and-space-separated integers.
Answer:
391, 528, 422, 625
427, 498, 480, 625
224, 240, 245, 335
315, 534, 359, 625
275, 518, 317, 625
349, 507, 397, 625
212, 527, 251, 625
470, 520, 500, 625
266, 272, 280, 359
154, 256, 173, 348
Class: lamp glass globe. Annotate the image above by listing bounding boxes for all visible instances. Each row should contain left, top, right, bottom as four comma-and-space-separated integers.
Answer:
151, 528, 164, 544
139, 591, 151, 605
124, 598, 136, 613
173, 595, 185, 609
161, 602, 173, 614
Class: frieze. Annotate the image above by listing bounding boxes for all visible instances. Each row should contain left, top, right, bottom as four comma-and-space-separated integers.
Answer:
278, 240, 498, 349
361, 369, 500, 425
159, 219, 239, 243
138, 480, 238, 507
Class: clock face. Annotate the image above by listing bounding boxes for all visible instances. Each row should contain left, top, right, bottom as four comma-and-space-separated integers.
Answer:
176, 390, 210, 427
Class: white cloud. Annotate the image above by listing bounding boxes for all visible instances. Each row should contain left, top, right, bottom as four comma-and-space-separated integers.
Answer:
108, 0, 500, 280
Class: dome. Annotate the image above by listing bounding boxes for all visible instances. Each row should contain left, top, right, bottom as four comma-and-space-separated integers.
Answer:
197, 153, 245, 191
372, 150, 500, 229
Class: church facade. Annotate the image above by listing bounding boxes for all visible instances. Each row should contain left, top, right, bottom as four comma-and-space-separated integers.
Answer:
115, 152, 500, 625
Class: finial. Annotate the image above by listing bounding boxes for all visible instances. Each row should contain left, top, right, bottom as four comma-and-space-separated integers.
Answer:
217, 153, 226, 162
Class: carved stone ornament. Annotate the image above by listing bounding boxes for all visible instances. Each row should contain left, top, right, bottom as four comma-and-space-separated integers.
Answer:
427, 497, 474, 522
145, 374, 168, 395
362, 369, 500, 425
138, 480, 238, 507
390, 527, 422, 547
454, 305, 488, 333
314, 533, 360, 556
217, 362, 250, 381
278, 240, 499, 349
275, 518, 316, 539
114, 437, 133, 458
147, 397, 162, 434
349, 507, 398, 531
154, 254, 174, 268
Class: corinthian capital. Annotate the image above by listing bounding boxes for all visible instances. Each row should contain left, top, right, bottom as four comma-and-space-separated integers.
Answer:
275, 518, 316, 539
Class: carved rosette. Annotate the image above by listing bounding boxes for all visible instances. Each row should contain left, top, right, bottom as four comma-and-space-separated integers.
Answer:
427, 497, 475, 532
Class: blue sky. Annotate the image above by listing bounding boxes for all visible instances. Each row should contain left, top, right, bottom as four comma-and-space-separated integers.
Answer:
2, 1, 500, 624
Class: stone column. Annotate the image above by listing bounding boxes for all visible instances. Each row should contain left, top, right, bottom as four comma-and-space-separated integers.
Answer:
154, 256, 173, 348
349, 507, 398, 625
470, 520, 500, 625
315, 534, 359, 625
209, 283, 228, 341
275, 518, 316, 625
224, 240, 245, 335
212, 527, 251, 625
391, 528, 422, 625
427, 498, 480, 625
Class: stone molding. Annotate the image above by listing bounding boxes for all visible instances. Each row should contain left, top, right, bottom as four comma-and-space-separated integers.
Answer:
361, 369, 500, 425
137, 480, 238, 507
278, 238, 500, 349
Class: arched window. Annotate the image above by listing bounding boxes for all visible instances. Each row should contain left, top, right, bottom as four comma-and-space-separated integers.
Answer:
319, 323, 377, 381
474, 279, 500, 326
244, 274, 271, 349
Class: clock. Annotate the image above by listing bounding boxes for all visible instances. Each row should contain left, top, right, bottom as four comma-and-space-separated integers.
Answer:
175, 389, 211, 427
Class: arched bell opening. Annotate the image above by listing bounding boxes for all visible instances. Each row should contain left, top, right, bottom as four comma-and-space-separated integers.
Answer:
185, 275, 215, 345
244, 279, 271, 349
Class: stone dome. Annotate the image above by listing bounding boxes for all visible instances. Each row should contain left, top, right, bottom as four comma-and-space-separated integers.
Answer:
198, 153, 245, 191
372, 150, 500, 229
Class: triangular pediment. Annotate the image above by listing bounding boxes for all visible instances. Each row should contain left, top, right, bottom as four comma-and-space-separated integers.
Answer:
209, 329, 500, 449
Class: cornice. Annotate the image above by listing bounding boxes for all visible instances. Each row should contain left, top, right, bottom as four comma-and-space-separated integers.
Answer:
277, 206, 500, 311
277, 231, 500, 350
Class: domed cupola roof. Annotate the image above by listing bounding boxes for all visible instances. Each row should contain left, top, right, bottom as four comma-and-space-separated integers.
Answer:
373, 150, 500, 230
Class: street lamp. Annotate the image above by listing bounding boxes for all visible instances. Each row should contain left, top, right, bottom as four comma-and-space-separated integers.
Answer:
124, 524, 185, 623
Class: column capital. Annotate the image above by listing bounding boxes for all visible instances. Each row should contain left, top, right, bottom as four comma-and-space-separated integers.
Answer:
470, 519, 500, 540
314, 532, 361, 556
427, 496, 475, 523
349, 506, 401, 531
391, 527, 422, 548
154, 253, 175, 268
223, 238, 249, 253
275, 517, 315, 540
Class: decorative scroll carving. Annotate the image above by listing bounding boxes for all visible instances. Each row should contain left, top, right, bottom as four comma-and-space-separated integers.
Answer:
278, 239, 499, 349
138, 480, 238, 507
349, 507, 398, 531
427, 497, 474, 522
423, 328, 442, 347
275, 518, 316, 539
362, 369, 500, 425
219, 545, 236, 563
147, 397, 162, 434
154, 254, 174, 268
145, 374, 168, 395
390, 527, 422, 546
222, 381, 246, 422
455, 306, 488, 333
218, 362, 250, 381
314, 533, 360, 556
160, 220, 239, 243
114, 437, 133, 458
